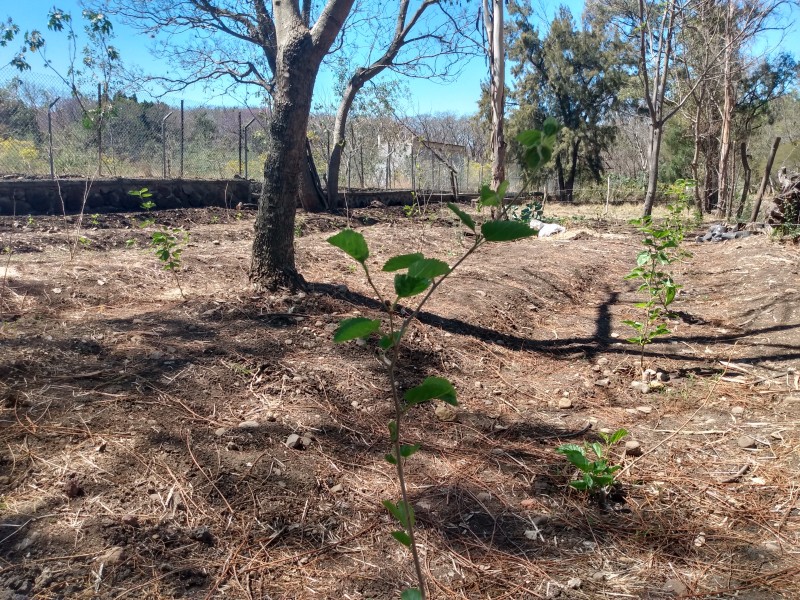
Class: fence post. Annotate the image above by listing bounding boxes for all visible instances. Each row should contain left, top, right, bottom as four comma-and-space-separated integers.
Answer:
162, 111, 174, 178
48, 97, 60, 180
238, 112, 243, 176
180, 100, 184, 178
97, 84, 102, 176
244, 118, 256, 179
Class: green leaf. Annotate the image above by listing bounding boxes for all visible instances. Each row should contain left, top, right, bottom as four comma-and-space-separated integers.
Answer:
394, 274, 430, 298
570, 480, 589, 491
447, 202, 475, 231
383, 253, 424, 272
542, 117, 560, 137
481, 221, 535, 242
608, 428, 628, 445
333, 317, 381, 343
379, 332, 401, 350
478, 184, 499, 208
408, 258, 450, 279
327, 229, 369, 263
388, 420, 398, 441
556, 446, 591, 472
590, 442, 604, 459
636, 251, 652, 267
496, 180, 509, 200
401, 589, 423, 600
404, 376, 457, 406
516, 128, 543, 147
400, 443, 421, 458
382, 500, 409, 528
391, 531, 412, 547
384, 453, 397, 465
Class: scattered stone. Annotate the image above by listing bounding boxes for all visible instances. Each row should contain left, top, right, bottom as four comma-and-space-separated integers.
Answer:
474, 381, 483, 389
762, 541, 781, 553
188, 526, 214, 545
595, 378, 611, 387
663, 578, 688, 596
314, 320, 324, 327
630, 381, 650, 394
731, 406, 745, 416
238, 420, 259, 429
657, 371, 670, 382
63, 477, 84, 498
264, 412, 277, 422
566, 578, 582, 590
545, 586, 561, 598
737, 435, 757, 449
285, 433, 303, 449
0, 476, 10, 485
214, 427, 227, 437
597, 357, 609, 366
121, 515, 139, 528
649, 380, 665, 391
476, 492, 492, 502
520, 498, 536, 509
624, 440, 643, 456
435, 403, 458, 422
592, 364, 602, 372
643, 368, 657, 381
330, 483, 343, 494
557, 398, 573, 409
99, 546, 125, 565
211, 239, 220, 245
300, 436, 313, 448
636, 406, 653, 414
350, 400, 361, 409
591, 572, 606, 582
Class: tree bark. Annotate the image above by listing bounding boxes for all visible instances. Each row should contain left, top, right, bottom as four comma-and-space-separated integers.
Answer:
565, 137, 580, 202
735, 141, 751, 220
250, 36, 321, 290
642, 124, 664, 216
484, 0, 505, 215
327, 76, 363, 209
749, 136, 781, 223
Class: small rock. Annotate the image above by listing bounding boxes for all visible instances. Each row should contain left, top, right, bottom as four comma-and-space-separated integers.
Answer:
238, 420, 260, 429
737, 435, 757, 449
314, 320, 324, 327
597, 357, 609, 366
99, 546, 125, 565
592, 364, 602, 372
520, 498, 536, 509
330, 483, 343, 494
63, 477, 84, 498
649, 380, 665, 390
663, 578, 688, 596
630, 381, 650, 393
264, 412, 277, 422
121, 515, 139, 528
636, 405, 653, 414
643, 368, 657, 381
656, 371, 670, 382
435, 403, 458, 422
188, 526, 214, 545
731, 406, 745, 416
566, 577, 582, 590
285, 433, 303, 449
350, 400, 361, 409
557, 398, 573, 409
212, 239, 220, 245
591, 572, 606, 582
762, 541, 781, 553
0, 476, 10, 485
594, 378, 610, 387
476, 492, 492, 502
300, 436, 313, 448
474, 381, 483, 389
214, 427, 228, 436
624, 440, 643, 456
545, 586, 561, 599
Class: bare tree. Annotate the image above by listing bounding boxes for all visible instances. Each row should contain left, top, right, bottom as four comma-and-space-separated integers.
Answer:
325, 0, 470, 208
483, 0, 506, 199
100, 0, 357, 289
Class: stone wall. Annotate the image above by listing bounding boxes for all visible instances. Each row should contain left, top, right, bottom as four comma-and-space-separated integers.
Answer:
0, 178, 251, 216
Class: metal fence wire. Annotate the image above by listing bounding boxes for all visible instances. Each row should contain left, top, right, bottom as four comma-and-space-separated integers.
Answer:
0, 67, 513, 195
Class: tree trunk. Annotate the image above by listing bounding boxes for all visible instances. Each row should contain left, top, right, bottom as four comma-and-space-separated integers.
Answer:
717, 0, 735, 218
689, 86, 705, 214
749, 136, 781, 223
735, 141, 751, 220
327, 75, 364, 210
555, 153, 566, 201
250, 35, 318, 291
565, 138, 580, 203
486, 0, 505, 216
642, 123, 664, 216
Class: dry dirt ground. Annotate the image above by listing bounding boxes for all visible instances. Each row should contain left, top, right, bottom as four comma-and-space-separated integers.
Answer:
1, 203, 799, 600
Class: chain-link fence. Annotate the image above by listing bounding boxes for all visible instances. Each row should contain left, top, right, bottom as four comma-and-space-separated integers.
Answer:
0, 67, 268, 179
1, 67, 513, 196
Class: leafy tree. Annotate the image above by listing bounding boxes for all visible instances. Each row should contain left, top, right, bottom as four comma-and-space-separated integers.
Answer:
508, 3, 625, 201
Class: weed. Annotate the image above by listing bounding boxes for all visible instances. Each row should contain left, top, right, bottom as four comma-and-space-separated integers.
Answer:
26, 215, 34, 227
151, 227, 188, 298
78, 236, 91, 247
623, 192, 691, 370
556, 428, 628, 495
327, 118, 559, 599
211, 215, 219, 224
125, 239, 136, 248
235, 211, 243, 221
89, 213, 100, 227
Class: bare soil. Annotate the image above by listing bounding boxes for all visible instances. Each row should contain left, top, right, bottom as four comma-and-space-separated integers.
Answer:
1, 204, 799, 599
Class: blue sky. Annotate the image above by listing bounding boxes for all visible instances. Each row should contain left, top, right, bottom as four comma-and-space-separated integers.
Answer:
2, 0, 798, 115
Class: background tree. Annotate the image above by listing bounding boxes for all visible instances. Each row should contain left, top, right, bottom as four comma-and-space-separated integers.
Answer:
508, 3, 625, 201
483, 0, 506, 201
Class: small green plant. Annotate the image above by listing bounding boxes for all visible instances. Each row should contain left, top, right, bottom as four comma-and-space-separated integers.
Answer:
129, 188, 156, 227
26, 215, 34, 227
403, 203, 418, 218
211, 215, 219, 224
151, 226, 189, 298
235, 211, 243, 221
125, 239, 136, 248
556, 428, 628, 494
327, 118, 559, 599
89, 213, 100, 227
78, 236, 91, 247
623, 193, 690, 369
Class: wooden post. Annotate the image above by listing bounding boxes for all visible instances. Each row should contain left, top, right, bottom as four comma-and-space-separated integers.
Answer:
749, 137, 781, 223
